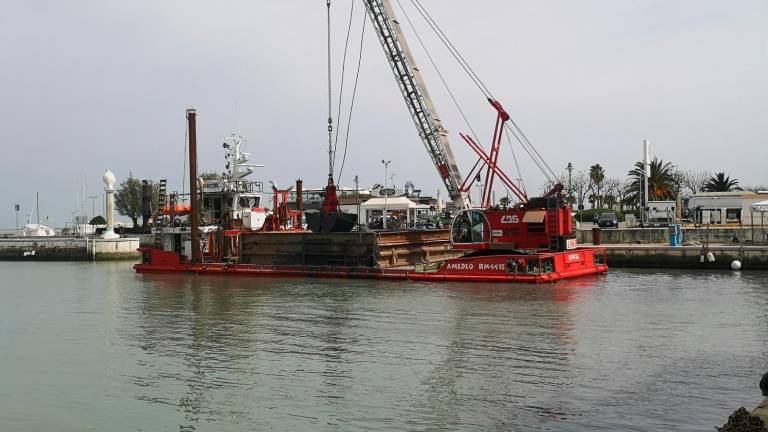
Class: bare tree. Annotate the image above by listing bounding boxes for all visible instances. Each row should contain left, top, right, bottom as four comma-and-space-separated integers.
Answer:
570, 171, 591, 210
678, 169, 710, 196
615, 180, 634, 211
602, 178, 622, 210
743, 185, 768, 193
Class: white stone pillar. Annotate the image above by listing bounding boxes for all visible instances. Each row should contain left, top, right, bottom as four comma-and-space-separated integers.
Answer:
102, 170, 119, 239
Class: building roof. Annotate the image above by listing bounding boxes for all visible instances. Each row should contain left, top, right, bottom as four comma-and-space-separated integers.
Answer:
752, 200, 768, 212
692, 191, 758, 197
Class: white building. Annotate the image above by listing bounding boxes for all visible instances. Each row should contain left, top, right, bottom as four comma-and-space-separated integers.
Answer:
688, 191, 768, 225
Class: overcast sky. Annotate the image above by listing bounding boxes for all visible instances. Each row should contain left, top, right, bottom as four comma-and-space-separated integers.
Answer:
0, 0, 766, 227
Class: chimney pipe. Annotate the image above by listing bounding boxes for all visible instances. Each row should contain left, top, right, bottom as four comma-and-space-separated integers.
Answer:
187, 108, 201, 263
296, 179, 304, 228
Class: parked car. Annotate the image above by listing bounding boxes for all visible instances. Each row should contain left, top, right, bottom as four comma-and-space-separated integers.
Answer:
596, 212, 619, 228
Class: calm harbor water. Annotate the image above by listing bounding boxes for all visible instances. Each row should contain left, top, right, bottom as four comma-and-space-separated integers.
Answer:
1, 262, 767, 431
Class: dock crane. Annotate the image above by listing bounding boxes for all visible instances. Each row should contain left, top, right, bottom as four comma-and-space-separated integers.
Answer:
362, 0, 576, 251
361, 0, 470, 210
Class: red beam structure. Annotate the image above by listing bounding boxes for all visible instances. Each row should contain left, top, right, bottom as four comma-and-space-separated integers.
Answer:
458, 99, 526, 205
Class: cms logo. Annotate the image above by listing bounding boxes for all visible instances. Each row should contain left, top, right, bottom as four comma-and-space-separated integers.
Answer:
500, 215, 519, 224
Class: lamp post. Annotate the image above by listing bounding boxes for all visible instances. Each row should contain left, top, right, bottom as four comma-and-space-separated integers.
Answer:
643, 140, 651, 224
566, 162, 573, 204
88, 195, 99, 231
381, 160, 391, 230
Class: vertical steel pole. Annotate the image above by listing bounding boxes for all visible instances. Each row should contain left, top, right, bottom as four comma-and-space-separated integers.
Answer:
383, 162, 388, 230
296, 179, 304, 229
643, 140, 650, 224
187, 108, 201, 264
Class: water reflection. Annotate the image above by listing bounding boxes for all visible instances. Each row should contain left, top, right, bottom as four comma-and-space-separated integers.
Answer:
112, 269, 768, 431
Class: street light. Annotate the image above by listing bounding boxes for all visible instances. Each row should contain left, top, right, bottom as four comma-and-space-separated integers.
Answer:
566, 162, 574, 205
382, 159, 391, 230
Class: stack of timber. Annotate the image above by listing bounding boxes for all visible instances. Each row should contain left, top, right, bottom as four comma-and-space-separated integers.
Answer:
239, 229, 463, 268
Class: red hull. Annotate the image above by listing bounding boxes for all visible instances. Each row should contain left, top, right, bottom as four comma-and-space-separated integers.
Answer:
134, 247, 607, 284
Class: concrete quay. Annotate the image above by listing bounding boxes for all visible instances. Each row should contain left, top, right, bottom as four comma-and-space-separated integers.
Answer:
576, 226, 768, 245
594, 244, 768, 270
0, 237, 140, 261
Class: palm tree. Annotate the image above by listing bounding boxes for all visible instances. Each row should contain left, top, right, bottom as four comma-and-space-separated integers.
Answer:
703, 172, 740, 192
589, 164, 605, 208
625, 157, 676, 206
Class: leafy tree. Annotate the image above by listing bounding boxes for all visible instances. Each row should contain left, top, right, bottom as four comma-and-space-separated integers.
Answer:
115, 177, 160, 228
703, 172, 741, 192
589, 164, 605, 208
89, 215, 106, 225
498, 196, 510, 208
625, 157, 677, 205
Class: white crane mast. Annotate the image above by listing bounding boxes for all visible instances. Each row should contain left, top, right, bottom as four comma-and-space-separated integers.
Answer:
362, 0, 470, 209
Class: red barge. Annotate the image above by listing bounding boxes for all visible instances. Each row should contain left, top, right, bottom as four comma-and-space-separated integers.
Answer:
134, 0, 607, 283
133, 107, 607, 283
135, 247, 606, 284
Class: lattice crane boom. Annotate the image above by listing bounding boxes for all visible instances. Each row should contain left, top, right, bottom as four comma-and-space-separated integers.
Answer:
362, 0, 470, 210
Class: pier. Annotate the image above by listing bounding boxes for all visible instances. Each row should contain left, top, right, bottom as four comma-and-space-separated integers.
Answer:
0, 237, 139, 261
600, 244, 768, 270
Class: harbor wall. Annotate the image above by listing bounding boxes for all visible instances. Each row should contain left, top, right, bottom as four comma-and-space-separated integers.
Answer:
0, 237, 139, 261
91, 238, 141, 260
576, 227, 768, 245
603, 245, 768, 270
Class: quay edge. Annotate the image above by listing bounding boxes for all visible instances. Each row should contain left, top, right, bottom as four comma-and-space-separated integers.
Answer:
0, 237, 140, 261
600, 244, 768, 270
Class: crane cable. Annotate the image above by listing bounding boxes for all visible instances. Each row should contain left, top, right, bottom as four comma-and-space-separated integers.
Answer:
326, 0, 334, 180
407, 0, 538, 190
332, 0, 357, 173
394, 0, 481, 145
408, 0, 560, 184
397, 0, 521, 196
337, 11, 367, 184
394, 0, 510, 197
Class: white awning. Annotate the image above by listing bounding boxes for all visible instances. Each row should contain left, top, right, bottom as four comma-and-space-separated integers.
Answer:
751, 200, 768, 212
360, 197, 417, 210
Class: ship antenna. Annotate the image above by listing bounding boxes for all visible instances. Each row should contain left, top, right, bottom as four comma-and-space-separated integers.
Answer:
326, 0, 334, 183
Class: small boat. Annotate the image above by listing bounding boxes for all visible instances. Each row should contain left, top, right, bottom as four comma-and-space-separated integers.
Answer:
22, 223, 55, 237
22, 193, 54, 237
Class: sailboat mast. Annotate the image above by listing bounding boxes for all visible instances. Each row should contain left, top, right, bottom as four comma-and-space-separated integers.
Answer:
36, 192, 40, 225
